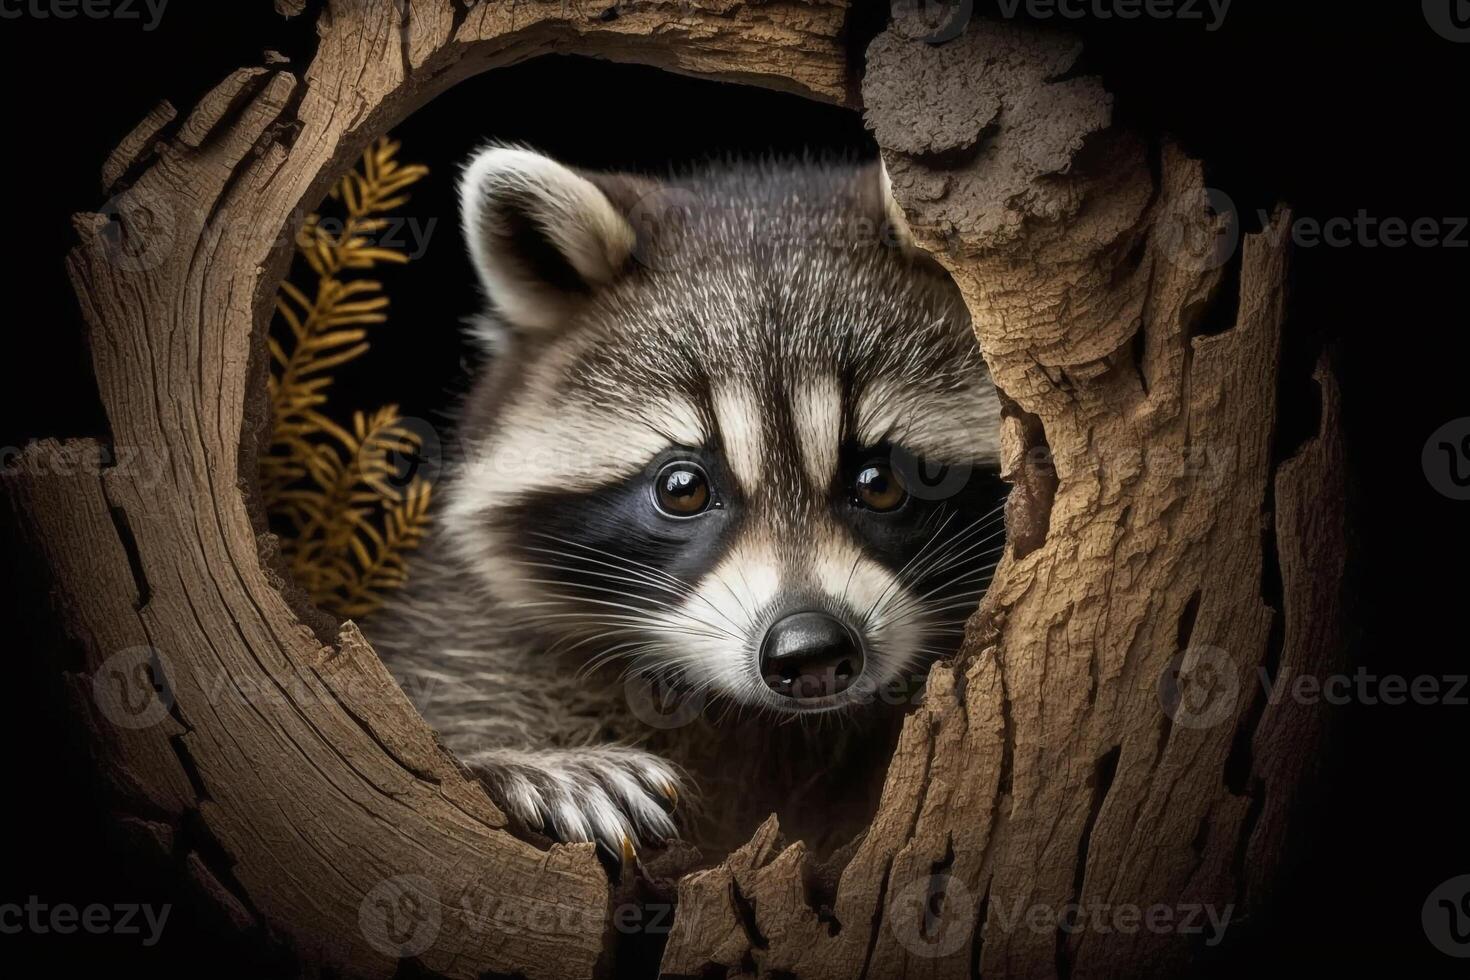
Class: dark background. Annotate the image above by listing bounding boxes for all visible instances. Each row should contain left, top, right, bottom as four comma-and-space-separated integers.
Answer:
1, 1, 1465, 974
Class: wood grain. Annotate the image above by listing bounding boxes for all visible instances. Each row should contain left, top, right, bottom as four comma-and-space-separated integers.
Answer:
5, 3, 1343, 978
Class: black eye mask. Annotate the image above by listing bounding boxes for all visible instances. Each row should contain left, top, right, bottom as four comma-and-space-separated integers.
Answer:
502, 447, 741, 614
501, 437, 1006, 634
832, 441, 1007, 590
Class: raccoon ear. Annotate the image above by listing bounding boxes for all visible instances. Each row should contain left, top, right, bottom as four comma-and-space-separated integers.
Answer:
459, 145, 637, 335
873, 158, 919, 253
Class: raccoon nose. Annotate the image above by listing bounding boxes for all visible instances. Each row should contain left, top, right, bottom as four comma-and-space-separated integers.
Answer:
759, 611, 864, 700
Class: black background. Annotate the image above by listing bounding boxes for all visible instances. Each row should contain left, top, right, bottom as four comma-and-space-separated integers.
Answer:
1, 1, 1465, 975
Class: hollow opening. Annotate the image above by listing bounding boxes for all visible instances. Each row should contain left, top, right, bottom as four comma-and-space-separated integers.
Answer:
248, 54, 1014, 899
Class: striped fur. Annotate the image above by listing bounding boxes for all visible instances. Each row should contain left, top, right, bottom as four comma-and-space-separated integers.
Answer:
368, 151, 1008, 857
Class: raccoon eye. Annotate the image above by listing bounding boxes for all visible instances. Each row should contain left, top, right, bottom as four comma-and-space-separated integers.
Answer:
654, 461, 712, 517
853, 461, 907, 512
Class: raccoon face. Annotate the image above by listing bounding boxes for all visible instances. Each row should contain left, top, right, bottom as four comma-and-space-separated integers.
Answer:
444, 146, 1007, 716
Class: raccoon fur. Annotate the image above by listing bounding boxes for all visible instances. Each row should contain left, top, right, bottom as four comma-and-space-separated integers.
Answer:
367, 146, 1008, 859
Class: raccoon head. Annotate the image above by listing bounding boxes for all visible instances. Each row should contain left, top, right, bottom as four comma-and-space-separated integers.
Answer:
443, 146, 1007, 716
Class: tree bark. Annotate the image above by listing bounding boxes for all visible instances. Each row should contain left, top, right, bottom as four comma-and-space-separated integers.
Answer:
5, 2, 1345, 978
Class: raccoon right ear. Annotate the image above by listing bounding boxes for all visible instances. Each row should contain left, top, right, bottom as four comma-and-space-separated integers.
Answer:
459, 145, 637, 336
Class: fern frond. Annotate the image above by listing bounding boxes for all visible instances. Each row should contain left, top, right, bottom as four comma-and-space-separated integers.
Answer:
262, 136, 432, 618
333, 478, 433, 618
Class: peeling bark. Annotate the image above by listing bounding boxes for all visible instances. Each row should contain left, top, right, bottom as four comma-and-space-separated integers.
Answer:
659, 13, 1345, 980
6, 3, 851, 978
5, 2, 1344, 978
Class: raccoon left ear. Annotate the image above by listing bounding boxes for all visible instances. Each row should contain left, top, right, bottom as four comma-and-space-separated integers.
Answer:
459, 145, 637, 335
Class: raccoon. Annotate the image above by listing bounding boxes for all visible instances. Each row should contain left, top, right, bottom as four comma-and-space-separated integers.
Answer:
368, 146, 1007, 859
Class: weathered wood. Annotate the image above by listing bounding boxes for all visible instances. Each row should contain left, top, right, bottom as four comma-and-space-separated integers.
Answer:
100, 99, 176, 193
658, 14, 1345, 980
5, 2, 1344, 978
5, 3, 852, 979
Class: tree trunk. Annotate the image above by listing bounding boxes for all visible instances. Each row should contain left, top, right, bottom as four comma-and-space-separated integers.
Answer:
4, 2, 1345, 978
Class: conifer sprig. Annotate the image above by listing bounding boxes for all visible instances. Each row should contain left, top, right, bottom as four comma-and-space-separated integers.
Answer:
261, 137, 432, 618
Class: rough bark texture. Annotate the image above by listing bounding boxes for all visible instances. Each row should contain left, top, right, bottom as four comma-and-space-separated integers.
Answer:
658, 13, 1347, 980
6, 3, 850, 979
4, 2, 1345, 979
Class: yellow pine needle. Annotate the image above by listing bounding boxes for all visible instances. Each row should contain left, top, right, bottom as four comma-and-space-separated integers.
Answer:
262, 136, 432, 618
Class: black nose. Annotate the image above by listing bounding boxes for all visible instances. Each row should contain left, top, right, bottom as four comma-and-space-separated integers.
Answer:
759, 611, 864, 700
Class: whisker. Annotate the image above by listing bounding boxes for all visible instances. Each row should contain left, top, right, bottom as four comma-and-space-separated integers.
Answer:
862, 507, 1006, 625
524, 534, 752, 636
516, 552, 693, 600
859, 510, 961, 625
529, 532, 688, 590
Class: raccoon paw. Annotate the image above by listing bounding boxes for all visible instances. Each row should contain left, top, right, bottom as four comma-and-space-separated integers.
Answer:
464, 745, 683, 859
